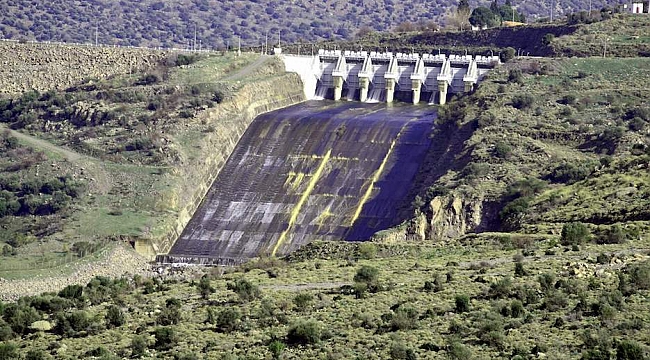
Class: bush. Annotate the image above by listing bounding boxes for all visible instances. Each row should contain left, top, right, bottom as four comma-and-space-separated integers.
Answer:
615, 340, 645, 360
212, 91, 225, 104
561, 222, 591, 245
216, 308, 241, 332
500, 197, 530, 231
54, 310, 100, 337
550, 162, 595, 184
157, 298, 182, 325
268, 340, 286, 359
501, 47, 516, 62
510, 300, 525, 317
131, 335, 148, 358
136, 74, 160, 86
512, 94, 534, 110
0, 343, 19, 360
105, 305, 125, 328
390, 339, 418, 360
25, 349, 51, 360
455, 295, 470, 313
447, 341, 472, 360
514, 262, 527, 277
390, 305, 419, 331
293, 293, 314, 312
508, 69, 523, 84
286, 319, 324, 345
153, 327, 177, 350
493, 141, 512, 159
227, 279, 261, 302
358, 242, 377, 259
488, 277, 513, 299
354, 265, 380, 291
197, 275, 215, 300
596, 225, 627, 244
538, 273, 556, 293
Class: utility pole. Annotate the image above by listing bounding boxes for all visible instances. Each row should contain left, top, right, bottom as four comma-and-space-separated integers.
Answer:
194, 25, 197, 51
238, 35, 241, 56
95, 25, 98, 46
265, 30, 268, 55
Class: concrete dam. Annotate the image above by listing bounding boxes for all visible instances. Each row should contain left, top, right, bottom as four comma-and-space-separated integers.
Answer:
159, 101, 436, 264
157, 51, 496, 264
284, 50, 499, 105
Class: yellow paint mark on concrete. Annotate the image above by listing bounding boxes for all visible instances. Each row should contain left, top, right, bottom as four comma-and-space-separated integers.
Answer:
284, 172, 307, 190
315, 207, 334, 230
272, 149, 332, 256
349, 121, 414, 226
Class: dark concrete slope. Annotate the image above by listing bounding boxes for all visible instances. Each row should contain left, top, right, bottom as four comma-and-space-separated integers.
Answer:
161, 101, 436, 264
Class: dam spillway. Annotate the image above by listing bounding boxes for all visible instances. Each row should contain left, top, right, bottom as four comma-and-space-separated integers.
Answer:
160, 101, 436, 264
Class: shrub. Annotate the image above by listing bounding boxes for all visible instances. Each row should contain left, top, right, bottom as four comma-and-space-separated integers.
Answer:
0, 343, 19, 360
58, 284, 84, 300
157, 298, 182, 325
216, 308, 241, 332
511, 300, 525, 317
538, 273, 556, 293
268, 340, 285, 359
501, 47, 516, 62
3, 304, 41, 336
543, 291, 569, 312
512, 94, 534, 110
500, 197, 530, 231
293, 293, 314, 312
508, 69, 523, 84
153, 327, 177, 350
543, 33, 555, 46
54, 310, 100, 337
493, 141, 512, 159
25, 349, 51, 360
390, 339, 418, 360
227, 279, 261, 302
390, 305, 419, 331
105, 305, 125, 328
514, 262, 527, 277
358, 242, 377, 259
455, 295, 470, 313
447, 341, 472, 360
286, 319, 323, 345
615, 340, 645, 360
550, 162, 595, 184
212, 91, 225, 104
197, 275, 215, 300
596, 225, 627, 244
136, 74, 160, 86
561, 222, 591, 245
131, 335, 148, 358
354, 265, 380, 291
489, 277, 513, 299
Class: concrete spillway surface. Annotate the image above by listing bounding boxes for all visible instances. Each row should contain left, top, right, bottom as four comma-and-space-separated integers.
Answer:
166, 101, 436, 264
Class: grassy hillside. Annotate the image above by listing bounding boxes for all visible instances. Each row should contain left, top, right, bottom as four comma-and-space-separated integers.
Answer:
0, 0, 625, 48
0, 239, 648, 359
0, 50, 300, 281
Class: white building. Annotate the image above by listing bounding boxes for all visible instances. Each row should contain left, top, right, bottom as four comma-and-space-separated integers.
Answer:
632, 0, 647, 13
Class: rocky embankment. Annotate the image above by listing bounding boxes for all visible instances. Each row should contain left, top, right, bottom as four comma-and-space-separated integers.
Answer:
0, 41, 167, 94
0, 245, 153, 302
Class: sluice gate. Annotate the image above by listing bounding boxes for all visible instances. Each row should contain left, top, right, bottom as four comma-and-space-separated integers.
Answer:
158, 102, 436, 264
283, 50, 499, 105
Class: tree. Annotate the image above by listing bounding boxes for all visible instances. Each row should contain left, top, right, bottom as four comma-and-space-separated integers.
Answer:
455, 295, 471, 313
470, 7, 500, 28
197, 275, 215, 300
216, 308, 241, 332
105, 305, 125, 328
227, 279, 261, 302
457, 0, 470, 14
561, 222, 590, 245
354, 266, 380, 292
131, 335, 148, 358
153, 327, 177, 351
287, 319, 324, 345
